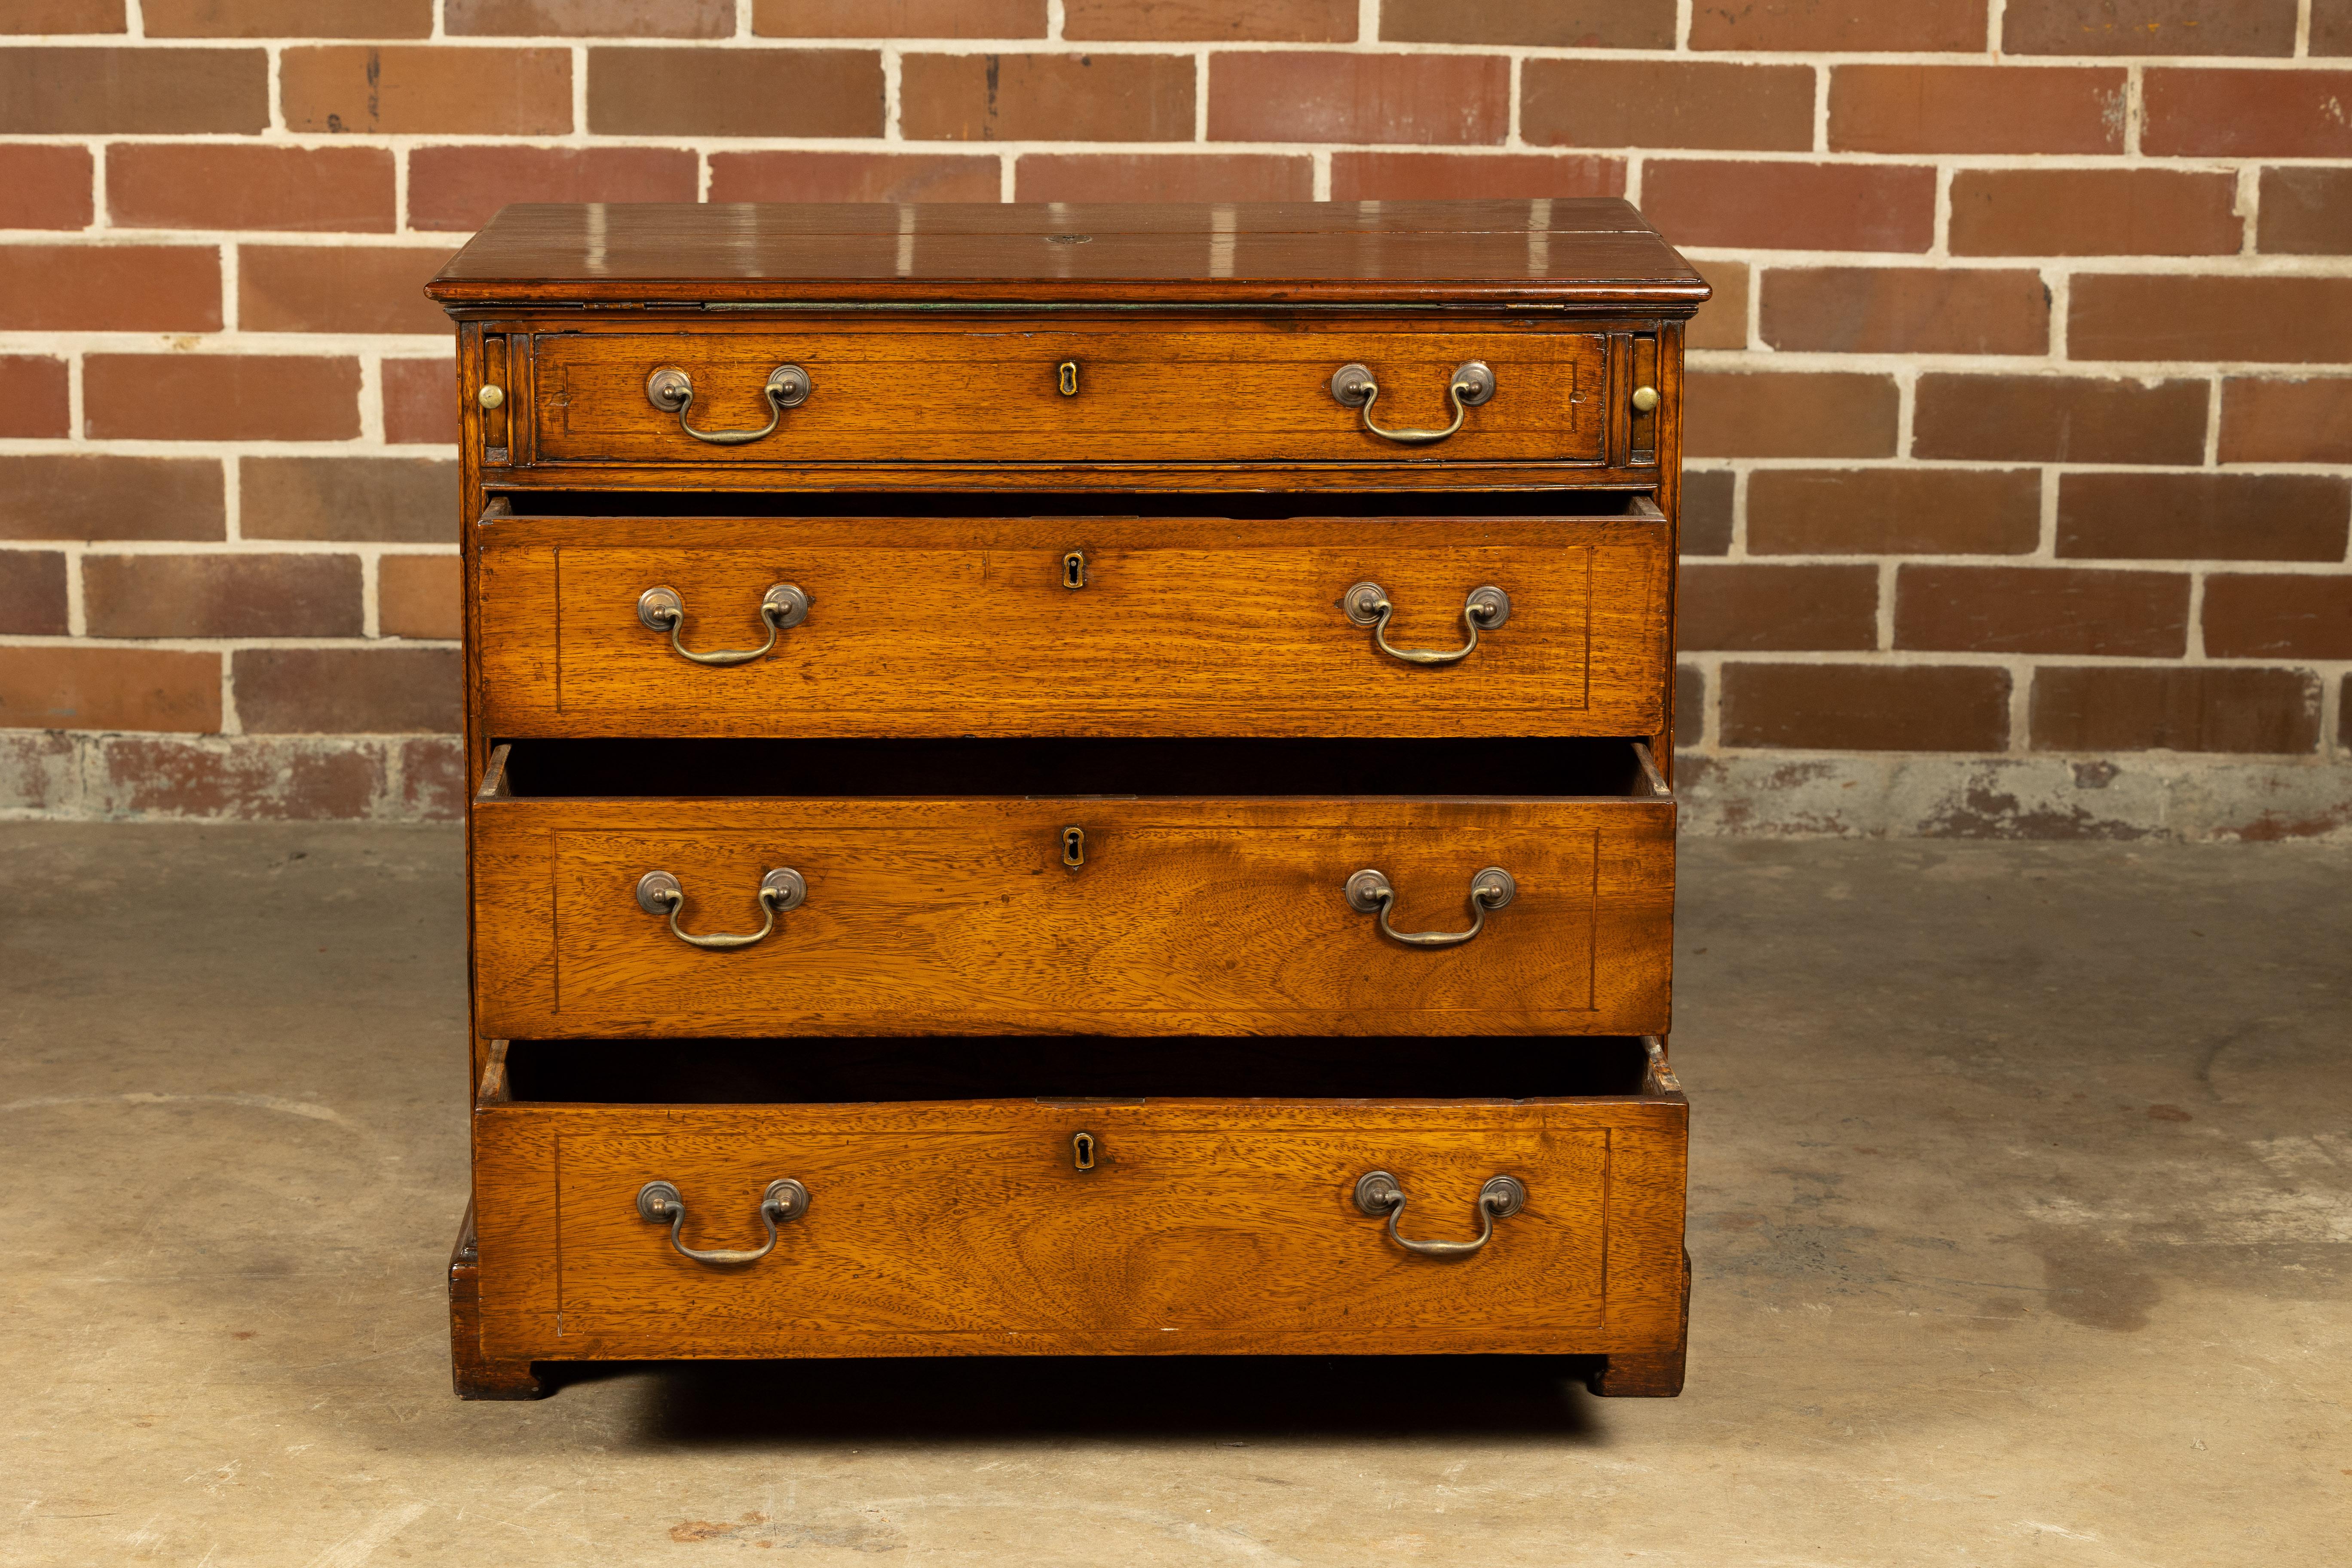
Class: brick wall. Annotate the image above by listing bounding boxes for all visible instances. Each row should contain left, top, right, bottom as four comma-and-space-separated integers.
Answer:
2, 0, 2348, 835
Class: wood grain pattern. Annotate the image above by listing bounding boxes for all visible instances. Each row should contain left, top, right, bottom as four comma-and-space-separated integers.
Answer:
532, 325, 1608, 466
470, 1093, 1689, 1361
475, 513, 1669, 740
471, 795, 1675, 1038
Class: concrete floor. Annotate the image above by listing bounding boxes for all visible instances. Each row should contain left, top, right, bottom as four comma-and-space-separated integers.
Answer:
2, 825, 2346, 1567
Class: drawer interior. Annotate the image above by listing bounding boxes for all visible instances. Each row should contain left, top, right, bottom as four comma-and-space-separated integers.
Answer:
484, 735, 1664, 800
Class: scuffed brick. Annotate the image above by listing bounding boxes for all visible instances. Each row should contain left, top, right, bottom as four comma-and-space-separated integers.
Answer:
2058, 473, 2350, 562
410, 146, 696, 232
383, 359, 458, 445
2004, 0, 2297, 56
904, 52, 1194, 142
0, 730, 76, 814
1749, 469, 2042, 556
1692, 0, 1987, 51
0, 145, 93, 229
0, 245, 219, 332
0, 456, 225, 542
2072, 276, 2352, 365
1682, 470, 1735, 555
1673, 664, 1703, 750
1686, 372, 1900, 459
282, 46, 573, 136
234, 647, 461, 733
145, 0, 432, 35
1641, 161, 1937, 253
1680, 563, 1879, 651
453, 0, 736, 35
241, 456, 456, 544
2218, 377, 2352, 464
2031, 667, 2318, 755
83, 355, 359, 442
0, 357, 69, 438
1721, 664, 2010, 752
2202, 576, 2352, 659
2144, 68, 2352, 157
709, 151, 1001, 204
1208, 52, 1508, 144
1896, 565, 2189, 656
401, 735, 466, 819
0, 646, 221, 732
591, 47, 882, 137
1327, 153, 1624, 201
109, 144, 394, 233
83, 553, 362, 639
1950, 168, 2242, 256
758, 0, 1044, 34
1761, 268, 2049, 355
1914, 374, 2208, 464
1380, 0, 1675, 46
1524, 61, 1813, 151
0, 551, 68, 635
92, 735, 386, 820
1067, 0, 1350, 38
0, 48, 265, 134
2257, 168, 2352, 256
239, 245, 456, 335
378, 554, 462, 640
1017, 153, 1313, 203
1830, 65, 2125, 155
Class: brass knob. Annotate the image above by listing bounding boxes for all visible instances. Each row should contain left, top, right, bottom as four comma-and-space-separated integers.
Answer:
477, 384, 505, 410
1630, 386, 1660, 413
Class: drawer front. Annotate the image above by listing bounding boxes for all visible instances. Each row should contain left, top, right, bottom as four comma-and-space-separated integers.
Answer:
529, 326, 1608, 466
478, 514, 1669, 740
471, 1096, 1689, 1358
472, 796, 1674, 1037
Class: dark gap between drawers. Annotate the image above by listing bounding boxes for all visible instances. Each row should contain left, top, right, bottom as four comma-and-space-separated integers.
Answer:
493, 489, 1654, 520
488, 736, 1653, 799
499, 1034, 1654, 1105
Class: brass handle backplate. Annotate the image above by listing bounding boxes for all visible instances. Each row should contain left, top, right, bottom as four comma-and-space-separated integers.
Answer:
646, 363, 812, 445
1353, 1171, 1527, 1258
1341, 581, 1510, 665
1329, 360, 1494, 444
637, 1178, 809, 1266
635, 868, 806, 950
1345, 866, 1516, 948
637, 582, 809, 666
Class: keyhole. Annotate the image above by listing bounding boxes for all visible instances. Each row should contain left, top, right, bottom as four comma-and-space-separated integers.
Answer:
1072, 1131, 1096, 1171
1061, 825, 1086, 869
1057, 360, 1080, 396
1061, 549, 1086, 590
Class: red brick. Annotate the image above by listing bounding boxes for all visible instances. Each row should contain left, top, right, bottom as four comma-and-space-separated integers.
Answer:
2004, 0, 2297, 56
2257, 168, 2352, 256
84, 355, 359, 442
1640, 161, 1938, 253
238, 245, 454, 335
707, 151, 1001, 204
1673, 663, 1704, 750
1949, 168, 2242, 257
1686, 260, 1749, 351
1748, 469, 2042, 556
2202, 576, 2352, 659
1692, 0, 1987, 51
2070, 276, 2352, 365
0, 145, 92, 229
0, 244, 218, 331
2057, 473, 2350, 562
91, 735, 386, 820
0, 456, 225, 542
1831, 65, 2125, 155
145, 0, 432, 34
591, 47, 881, 138
1720, 663, 2010, 752
1523, 61, 1813, 152
1680, 563, 1879, 651
1208, 52, 1508, 144
1914, 374, 2208, 464
2032, 666, 2318, 754
0, 357, 68, 438
2144, 69, 2352, 157
1067, 0, 1348, 37
453, 0, 737, 34
410, 146, 696, 232
1761, 268, 2049, 355
2219, 377, 2352, 464
1328, 153, 1623, 202
757, 0, 1043, 34
1682, 470, 1735, 555
378, 554, 461, 640
2321, 0, 2352, 54
240, 456, 456, 544
282, 46, 572, 136
0, 48, 265, 132
903, 52, 1192, 142
1, 0, 124, 31
402, 735, 466, 818
1685, 372, 1900, 459
0, 647, 220, 732
1379, 0, 1675, 46
108, 144, 393, 233
1017, 153, 1313, 203
233, 647, 460, 733
0, 551, 67, 635
383, 358, 458, 445
1896, 566, 2189, 656
83, 553, 362, 638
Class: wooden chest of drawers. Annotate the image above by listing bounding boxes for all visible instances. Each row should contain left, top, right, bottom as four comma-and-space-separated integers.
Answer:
429, 201, 1705, 1400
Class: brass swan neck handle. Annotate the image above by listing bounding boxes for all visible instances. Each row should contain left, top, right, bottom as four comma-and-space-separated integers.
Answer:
1345, 866, 1516, 948
1353, 1171, 1528, 1258
637, 1179, 809, 1266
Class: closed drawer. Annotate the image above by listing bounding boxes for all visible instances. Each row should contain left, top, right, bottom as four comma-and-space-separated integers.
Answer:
470, 738, 1675, 1038
476, 501, 1669, 740
469, 1035, 1689, 1360
526, 323, 1609, 467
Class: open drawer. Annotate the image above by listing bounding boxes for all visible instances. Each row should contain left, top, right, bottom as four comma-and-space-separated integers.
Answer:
469, 1033, 1689, 1381
470, 737, 1676, 1038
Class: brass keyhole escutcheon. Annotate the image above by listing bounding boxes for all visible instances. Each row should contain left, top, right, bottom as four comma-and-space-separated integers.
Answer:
1062, 549, 1087, 590
1057, 360, 1080, 396
1072, 1131, 1097, 1171
1061, 825, 1086, 870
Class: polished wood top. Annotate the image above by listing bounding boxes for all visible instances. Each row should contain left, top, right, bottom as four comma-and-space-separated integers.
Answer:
426, 199, 1709, 310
